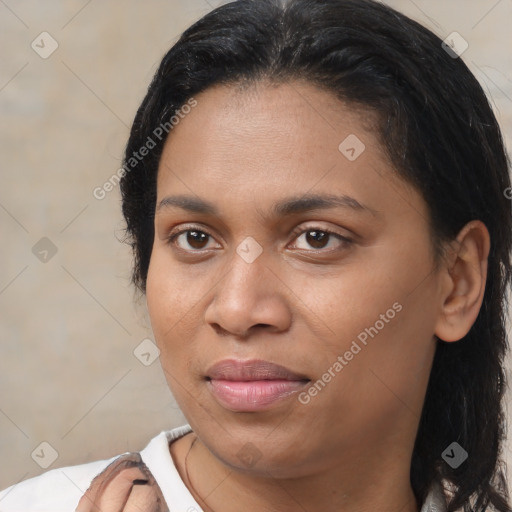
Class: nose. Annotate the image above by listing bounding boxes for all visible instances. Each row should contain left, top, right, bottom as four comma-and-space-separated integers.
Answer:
203, 245, 292, 340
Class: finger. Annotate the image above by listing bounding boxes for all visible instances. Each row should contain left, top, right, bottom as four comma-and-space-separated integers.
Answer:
96, 467, 149, 511
76, 467, 148, 512
123, 482, 160, 512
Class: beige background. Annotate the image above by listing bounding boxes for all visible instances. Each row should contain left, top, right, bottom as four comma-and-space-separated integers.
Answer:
0, 0, 511, 491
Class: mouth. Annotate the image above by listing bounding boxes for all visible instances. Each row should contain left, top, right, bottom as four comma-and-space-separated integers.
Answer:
205, 359, 310, 412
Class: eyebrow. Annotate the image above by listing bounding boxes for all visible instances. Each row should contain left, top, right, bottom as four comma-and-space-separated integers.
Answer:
156, 193, 380, 218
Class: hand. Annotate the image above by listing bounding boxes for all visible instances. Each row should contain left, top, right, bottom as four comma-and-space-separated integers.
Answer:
76, 453, 168, 512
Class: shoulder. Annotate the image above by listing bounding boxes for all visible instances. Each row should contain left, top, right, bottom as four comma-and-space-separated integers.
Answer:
0, 456, 117, 511
0, 425, 193, 512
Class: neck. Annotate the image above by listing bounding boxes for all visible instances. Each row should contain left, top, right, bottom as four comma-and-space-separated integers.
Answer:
180, 434, 419, 512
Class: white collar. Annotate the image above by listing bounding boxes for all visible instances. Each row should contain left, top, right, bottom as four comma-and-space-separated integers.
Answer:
420, 479, 448, 512
139, 423, 201, 509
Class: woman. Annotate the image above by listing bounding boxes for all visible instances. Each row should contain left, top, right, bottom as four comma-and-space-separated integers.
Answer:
1, 0, 510, 510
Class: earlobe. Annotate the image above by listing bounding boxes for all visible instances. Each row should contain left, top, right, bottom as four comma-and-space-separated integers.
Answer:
434, 220, 490, 343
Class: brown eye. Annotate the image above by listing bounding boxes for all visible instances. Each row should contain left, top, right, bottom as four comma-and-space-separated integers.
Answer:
304, 230, 329, 249
168, 228, 216, 251
291, 226, 352, 252
183, 230, 210, 249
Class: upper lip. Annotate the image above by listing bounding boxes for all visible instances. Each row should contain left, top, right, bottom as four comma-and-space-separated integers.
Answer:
206, 359, 310, 381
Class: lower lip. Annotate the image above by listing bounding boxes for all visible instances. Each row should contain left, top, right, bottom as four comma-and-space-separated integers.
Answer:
207, 379, 309, 412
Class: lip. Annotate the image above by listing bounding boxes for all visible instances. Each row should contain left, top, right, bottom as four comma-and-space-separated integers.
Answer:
206, 359, 310, 412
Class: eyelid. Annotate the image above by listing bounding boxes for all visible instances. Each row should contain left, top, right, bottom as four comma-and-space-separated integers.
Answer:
289, 223, 353, 241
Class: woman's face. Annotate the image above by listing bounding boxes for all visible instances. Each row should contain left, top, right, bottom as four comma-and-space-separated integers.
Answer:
146, 81, 445, 477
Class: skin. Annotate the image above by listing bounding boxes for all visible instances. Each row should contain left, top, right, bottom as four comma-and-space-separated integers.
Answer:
145, 80, 490, 512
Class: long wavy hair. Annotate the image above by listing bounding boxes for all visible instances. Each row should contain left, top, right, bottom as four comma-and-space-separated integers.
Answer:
119, 0, 512, 510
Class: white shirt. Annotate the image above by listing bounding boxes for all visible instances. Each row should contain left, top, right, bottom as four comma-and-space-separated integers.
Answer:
0, 423, 447, 511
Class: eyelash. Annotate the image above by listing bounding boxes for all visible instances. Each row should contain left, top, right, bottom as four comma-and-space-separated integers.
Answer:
166, 224, 353, 254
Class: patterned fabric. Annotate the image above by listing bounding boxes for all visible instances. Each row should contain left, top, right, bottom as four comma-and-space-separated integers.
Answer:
76, 452, 169, 512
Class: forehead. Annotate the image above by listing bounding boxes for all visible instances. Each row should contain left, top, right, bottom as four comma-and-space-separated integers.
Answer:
155, 80, 425, 224
158, 80, 385, 178
174, 79, 382, 143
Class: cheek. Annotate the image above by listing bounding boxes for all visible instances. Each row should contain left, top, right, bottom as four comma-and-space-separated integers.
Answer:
146, 257, 172, 335
146, 249, 201, 331
146, 260, 201, 411
145, 251, 213, 382
308, 238, 438, 386
306, 258, 403, 345
146, 254, 190, 359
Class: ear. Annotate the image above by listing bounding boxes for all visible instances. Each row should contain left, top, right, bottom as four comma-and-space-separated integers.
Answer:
434, 220, 490, 342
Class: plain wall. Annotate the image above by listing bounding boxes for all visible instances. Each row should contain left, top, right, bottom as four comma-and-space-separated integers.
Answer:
1, 0, 511, 492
